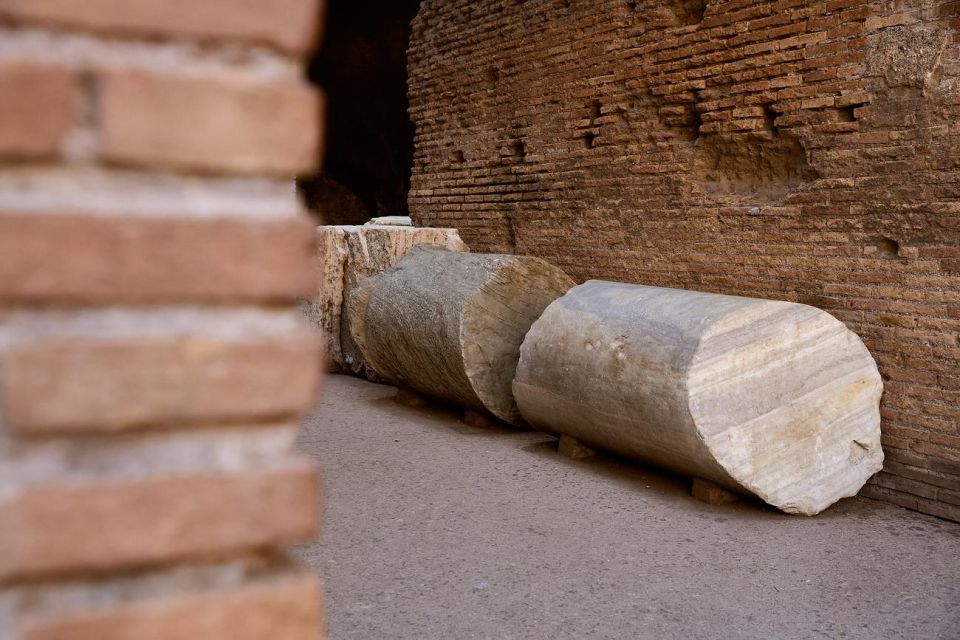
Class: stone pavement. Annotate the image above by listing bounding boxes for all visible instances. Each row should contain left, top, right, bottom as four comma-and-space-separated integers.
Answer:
296, 375, 960, 640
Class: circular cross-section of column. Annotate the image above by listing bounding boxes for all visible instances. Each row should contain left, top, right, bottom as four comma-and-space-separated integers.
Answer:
356, 245, 574, 425
513, 280, 883, 515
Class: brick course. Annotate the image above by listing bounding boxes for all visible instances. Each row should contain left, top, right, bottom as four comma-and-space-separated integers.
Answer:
0, 0, 323, 54
409, 0, 960, 521
99, 70, 323, 175
4, 334, 321, 433
9, 566, 322, 640
0, 214, 317, 304
1, 463, 319, 579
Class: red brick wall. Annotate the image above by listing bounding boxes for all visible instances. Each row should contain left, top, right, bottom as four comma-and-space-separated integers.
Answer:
0, 1, 327, 636
408, 0, 960, 521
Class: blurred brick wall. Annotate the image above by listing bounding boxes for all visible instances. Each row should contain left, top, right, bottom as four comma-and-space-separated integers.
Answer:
0, 1, 327, 637
409, 0, 960, 521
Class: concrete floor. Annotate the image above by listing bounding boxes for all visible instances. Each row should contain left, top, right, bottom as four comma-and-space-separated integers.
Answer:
295, 375, 960, 640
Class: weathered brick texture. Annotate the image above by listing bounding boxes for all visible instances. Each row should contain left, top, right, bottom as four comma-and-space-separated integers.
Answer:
10, 565, 322, 640
409, 0, 960, 521
4, 333, 321, 433
0, 214, 318, 304
0, 0, 324, 54
0, 63, 77, 159
2, 463, 319, 579
99, 70, 323, 175
0, 1, 326, 637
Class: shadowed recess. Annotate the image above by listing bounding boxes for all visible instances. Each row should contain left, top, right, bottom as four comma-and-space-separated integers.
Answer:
299, 0, 423, 223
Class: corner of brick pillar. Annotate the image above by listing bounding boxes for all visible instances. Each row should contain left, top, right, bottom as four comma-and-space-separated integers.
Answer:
0, 1, 328, 637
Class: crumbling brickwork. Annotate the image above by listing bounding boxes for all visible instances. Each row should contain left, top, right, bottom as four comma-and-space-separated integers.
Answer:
409, 0, 960, 520
0, 1, 326, 637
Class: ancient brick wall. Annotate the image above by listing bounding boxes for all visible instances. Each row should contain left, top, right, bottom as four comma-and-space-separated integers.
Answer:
0, 1, 327, 637
408, 0, 960, 520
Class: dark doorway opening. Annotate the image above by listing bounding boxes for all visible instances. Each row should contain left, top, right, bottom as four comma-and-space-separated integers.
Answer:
299, 0, 423, 224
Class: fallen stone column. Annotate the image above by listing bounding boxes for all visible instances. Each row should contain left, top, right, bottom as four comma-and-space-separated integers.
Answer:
309, 223, 467, 380
354, 245, 574, 425
512, 281, 884, 515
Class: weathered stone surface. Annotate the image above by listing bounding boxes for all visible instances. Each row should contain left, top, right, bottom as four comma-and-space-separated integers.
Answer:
342, 274, 378, 379
311, 224, 467, 380
355, 245, 574, 425
368, 216, 412, 226
513, 281, 884, 515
